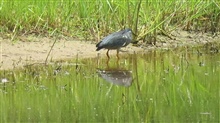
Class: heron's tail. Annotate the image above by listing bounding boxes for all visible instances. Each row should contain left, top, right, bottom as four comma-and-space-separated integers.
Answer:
96, 41, 102, 51
96, 47, 102, 51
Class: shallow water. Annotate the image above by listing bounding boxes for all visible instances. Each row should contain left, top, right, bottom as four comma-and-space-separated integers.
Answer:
0, 43, 219, 122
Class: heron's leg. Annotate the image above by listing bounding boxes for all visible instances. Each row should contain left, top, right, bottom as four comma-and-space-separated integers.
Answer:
116, 49, 120, 59
106, 49, 110, 59
106, 58, 110, 68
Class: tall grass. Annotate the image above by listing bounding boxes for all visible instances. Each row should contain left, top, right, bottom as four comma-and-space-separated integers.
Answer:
0, 1, 219, 42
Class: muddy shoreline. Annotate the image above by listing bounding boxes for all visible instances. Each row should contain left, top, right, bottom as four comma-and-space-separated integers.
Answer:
0, 30, 219, 70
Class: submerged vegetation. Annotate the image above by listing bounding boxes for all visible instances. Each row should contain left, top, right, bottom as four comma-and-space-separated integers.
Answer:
0, 44, 219, 122
0, 1, 220, 43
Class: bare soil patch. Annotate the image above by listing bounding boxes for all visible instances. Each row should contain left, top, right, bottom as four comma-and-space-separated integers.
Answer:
0, 30, 219, 70
0, 37, 143, 70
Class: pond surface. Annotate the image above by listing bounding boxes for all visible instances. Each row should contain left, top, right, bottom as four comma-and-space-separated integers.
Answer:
0, 43, 219, 122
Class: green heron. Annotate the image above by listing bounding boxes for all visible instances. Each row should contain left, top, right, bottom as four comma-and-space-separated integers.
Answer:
96, 28, 133, 59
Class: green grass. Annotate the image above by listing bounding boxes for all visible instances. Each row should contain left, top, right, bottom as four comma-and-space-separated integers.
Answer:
0, 1, 219, 42
0, 43, 219, 122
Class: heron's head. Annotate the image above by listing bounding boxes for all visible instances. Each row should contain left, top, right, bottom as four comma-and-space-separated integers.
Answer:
123, 28, 133, 40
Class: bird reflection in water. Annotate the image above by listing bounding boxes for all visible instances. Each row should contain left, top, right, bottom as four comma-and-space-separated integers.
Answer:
97, 68, 133, 87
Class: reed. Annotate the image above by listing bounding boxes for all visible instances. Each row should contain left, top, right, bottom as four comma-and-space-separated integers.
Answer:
0, 1, 219, 43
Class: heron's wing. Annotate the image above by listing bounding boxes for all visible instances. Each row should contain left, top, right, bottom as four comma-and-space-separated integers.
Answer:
101, 36, 131, 49
102, 31, 123, 42
98, 29, 131, 49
